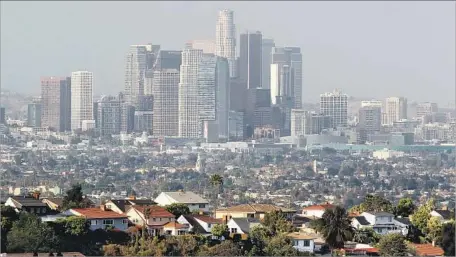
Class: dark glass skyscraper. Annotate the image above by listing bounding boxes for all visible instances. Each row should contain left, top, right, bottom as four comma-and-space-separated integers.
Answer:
239, 31, 263, 89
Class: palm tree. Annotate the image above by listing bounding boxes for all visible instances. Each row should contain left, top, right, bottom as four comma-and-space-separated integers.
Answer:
317, 206, 354, 254
210, 174, 223, 218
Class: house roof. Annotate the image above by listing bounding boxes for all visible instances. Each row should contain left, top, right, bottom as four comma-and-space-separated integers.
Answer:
217, 204, 295, 214
131, 205, 175, 218
160, 191, 208, 204
10, 196, 47, 207
193, 215, 223, 224
230, 218, 261, 233
432, 210, 453, 220
413, 244, 444, 256
180, 215, 208, 234
354, 216, 371, 225
164, 221, 189, 229
287, 232, 318, 240
394, 217, 412, 225
71, 208, 128, 219
42, 197, 63, 207
302, 203, 334, 211
365, 211, 394, 217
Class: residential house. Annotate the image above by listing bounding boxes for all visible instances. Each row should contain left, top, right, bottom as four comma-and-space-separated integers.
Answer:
42, 197, 63, 210
105, 197, 156, 214
412, 243, 444, 256
287, 232, 316, 253
163, 221, 190, 236
352, 211, 407, 235
300, 203, 334, 218
5, 195, 49, 216
226, 218, 261, 234
177, 214, 223, 235
65, 206, 129, 231
154, 191, 209, 212
215, 203, 296, 220
430, 210, 454, 223
125, 205, 175, 236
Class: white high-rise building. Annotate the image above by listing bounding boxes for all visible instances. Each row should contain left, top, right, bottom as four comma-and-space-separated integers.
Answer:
125, 45, 148, 107
262, 38, 275, 89
71, 71, 93, 130
152, 69, 180, 136
179, 49, 204, 138
215, 9, 237, 78
320, 89, 348, 128
291, 109, 311, 138
186, 40, 216, 54
385, 97, 407, 125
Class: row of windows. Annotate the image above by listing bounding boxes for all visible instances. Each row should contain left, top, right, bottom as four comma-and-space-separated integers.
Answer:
90, 219, 128, 225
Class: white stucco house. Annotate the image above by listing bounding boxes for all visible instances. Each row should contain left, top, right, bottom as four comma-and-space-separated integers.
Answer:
154, 191, 209, 212
300, 203, 334, 218
226, 218, 261, 234
177, 214, 223, 234
64, 206, 129, 231
287, 232, 316, 253
352, 211, 408, 235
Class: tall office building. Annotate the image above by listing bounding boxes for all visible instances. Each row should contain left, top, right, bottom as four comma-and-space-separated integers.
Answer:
179, 48, 203, 138
71, 71, 94, 130
134, 95, 154, 133
261, 38, 275, 89
97, 95, 122, 136
416, 102, 438, 118
320, 89, 348, 128
215, 57, 230, 139
152, 69, 180, 136
0, 107, 5, 124
229, 78, 247, 112
245, 88, 272, 137
291, 109, 311, 138
27, 102, 42, 128
215, 9, 237, 78
270, 47, 302, 108
145, 50, 182, 96
186, 40, 215, 54
385, 97, 407, 125
239, 31, 262, 89
125, 45, 148, 107
41, 77, 71, 131
358, 106, 382, 135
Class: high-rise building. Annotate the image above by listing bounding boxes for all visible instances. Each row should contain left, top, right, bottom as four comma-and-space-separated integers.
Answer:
215, 57, 230, 139
216, 9, 237, 78
145, 50, 181, 96
358, 106, 382, 142
97, 95, 122, 136
320, 89, 348, 128
71, 71, 94, 131
229, 111, 244, 140
361, 100, 383, 108
125, 45, 148, 107
261, 38, 275, 89
179, 48, 203, 138
229, 77, 247, 112
134, 95, 154, 133
41, 77, 71, 131
152, 69, 180, 136
291, 109, 311, 138
239, 31, 262, 89
186, 40, 216, 54
245, 88, 272, 137
385, 97, 407, 125
27, 102, 42, 127
270, 47, 302, 108
416, 102, 438, 118
0, 107, 5, 124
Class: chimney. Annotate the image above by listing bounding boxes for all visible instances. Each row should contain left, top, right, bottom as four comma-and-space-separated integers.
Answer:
100, 204, 106, 211
32, 191, 41, 200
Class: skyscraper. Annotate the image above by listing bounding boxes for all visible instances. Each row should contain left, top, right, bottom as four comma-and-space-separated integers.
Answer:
215, 9, 236, 78
416, 102, 438, 118
270, 47, 302, 108
179, 48, 203, 138
239, 31, 262, 89
71, 71, 94, 131
358, 105, 382, 142
60, 77, 72, 132
134, 95, 154, 133
291, 109, 311, 138
41, 76, 70, 131
152, 69, 180, 136
97, 95, 121, 136
125, 45, 148, 107
261, 38, 275, 89
27, 102, 42, 128
186, 40, 216, 54
320, 89, 348, 128
385, 97, 407, 125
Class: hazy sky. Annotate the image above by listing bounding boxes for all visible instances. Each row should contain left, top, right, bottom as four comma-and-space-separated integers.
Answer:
1, 1, 455, 105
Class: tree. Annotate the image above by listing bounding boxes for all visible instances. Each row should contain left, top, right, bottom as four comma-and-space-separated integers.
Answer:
1, 205, 19, 251
210, 174, 223, 217
263, 210, 294, 235
411, 199, 434, 234
264, 234, 301, 256
197, 240, 241, 256
426, 216, 443, 244
211, 224, 228, 238
62, 184, 91, 210
316, 206, 354, 251
165, 203, 190, 218
441, 222, 455, 256
378, 233, 408, 256
352, 227, 381, 244
356, 194, 394, 213
395, 198, 416, 218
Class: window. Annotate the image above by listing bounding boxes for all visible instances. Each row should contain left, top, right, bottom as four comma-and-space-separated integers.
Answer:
103, 220, 114, 225
166, 230, 172, 235
123, 219, 128, 224
106, 205, 112, 210
91, 220, 98, 225
153, 218, 156, 222
304, 240, 310, 247
294, 240, 298, 246
42, 208, 46, 214
247, 214, 254, 218
178, 230, 186, 235
199, 204, 206, 208
388, 217, 392, 222
30, 207, 34, 213
36, 208, 41, 214
208, 223, 212, 228
231, 228, 237, 233
159, 218, 162, 221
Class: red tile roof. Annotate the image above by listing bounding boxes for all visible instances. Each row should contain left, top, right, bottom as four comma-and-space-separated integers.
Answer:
193, 215, 223, 224
413, 244, 444, 256
72, 208, 128, 219
132, 205, 175, 218
303, 203, 334, 211
164, 221, 189, 229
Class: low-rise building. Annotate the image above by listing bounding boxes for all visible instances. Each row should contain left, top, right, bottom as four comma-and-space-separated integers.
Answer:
154, 191, 209, 212
287, 232, 316, 253
64, 206, 129, 231
215, 203, 296, 220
